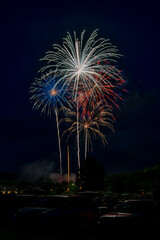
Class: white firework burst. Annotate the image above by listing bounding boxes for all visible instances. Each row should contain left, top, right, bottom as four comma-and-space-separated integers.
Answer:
39, 29, 122, 100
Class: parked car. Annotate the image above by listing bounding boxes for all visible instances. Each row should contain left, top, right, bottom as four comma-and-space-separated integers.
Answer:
77, 191, 104, 206
14, 194, 99, 230
0, 194, 37, 226
98, 196, 121, 217
98, 199, 160, 230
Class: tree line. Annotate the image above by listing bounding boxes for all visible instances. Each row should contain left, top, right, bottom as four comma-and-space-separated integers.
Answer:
0, 157, 160, 197
80, 157, 160, 197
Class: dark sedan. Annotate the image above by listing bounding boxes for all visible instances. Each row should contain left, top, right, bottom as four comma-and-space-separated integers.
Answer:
98, 198, 160, 231
14, 194, 99, 231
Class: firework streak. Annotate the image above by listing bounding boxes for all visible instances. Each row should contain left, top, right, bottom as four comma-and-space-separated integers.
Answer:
30, 30, 127, 173
30, 75, 69, 178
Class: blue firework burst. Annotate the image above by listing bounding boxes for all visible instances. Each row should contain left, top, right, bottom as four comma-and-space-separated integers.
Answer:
30, 74, 68, 116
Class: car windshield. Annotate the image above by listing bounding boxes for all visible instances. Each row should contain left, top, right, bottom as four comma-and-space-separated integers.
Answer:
117, 200, 154, 215
31, 196, 97, 209
31, 196, 67, 208
66, 196, 96, 209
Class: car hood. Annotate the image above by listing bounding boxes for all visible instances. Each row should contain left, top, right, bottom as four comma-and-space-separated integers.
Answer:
16, 207, 55, 215
100, 212, 134, 218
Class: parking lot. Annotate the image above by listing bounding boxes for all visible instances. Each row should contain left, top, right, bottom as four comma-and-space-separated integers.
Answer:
0, 193, 159, 239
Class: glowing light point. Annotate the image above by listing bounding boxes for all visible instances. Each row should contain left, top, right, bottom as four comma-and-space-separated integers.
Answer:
50, 88, 57, 96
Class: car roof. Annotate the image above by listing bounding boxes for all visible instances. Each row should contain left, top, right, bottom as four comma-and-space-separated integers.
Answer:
124, 199, 154, 203
38, 195, 69, 198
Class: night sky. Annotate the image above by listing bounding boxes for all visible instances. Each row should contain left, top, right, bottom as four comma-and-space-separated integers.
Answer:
0, 0, 160, 178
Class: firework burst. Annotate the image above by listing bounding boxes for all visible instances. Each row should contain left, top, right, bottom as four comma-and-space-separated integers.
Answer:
30, 74, 68, 116
30, 29, 126, 176
61, 101, 114, 160
39, 30, 124, 168
30, 74, 68, 178
77, 60, 126, 112
39, 30, 123, 100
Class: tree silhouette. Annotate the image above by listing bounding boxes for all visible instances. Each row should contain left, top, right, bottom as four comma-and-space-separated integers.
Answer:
80, 156, 105, 191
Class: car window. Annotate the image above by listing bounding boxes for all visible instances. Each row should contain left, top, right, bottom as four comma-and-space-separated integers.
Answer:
66, 197, 96, 209
31, 197, 67, 208
117, 200, 154, 214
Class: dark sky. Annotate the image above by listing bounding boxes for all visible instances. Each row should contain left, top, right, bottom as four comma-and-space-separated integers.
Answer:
0, 0, 160, 177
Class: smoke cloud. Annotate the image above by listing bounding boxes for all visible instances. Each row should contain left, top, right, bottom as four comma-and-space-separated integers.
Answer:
20, 159, 54, 182
20, 159, 76, 183
49, 173, 76, 183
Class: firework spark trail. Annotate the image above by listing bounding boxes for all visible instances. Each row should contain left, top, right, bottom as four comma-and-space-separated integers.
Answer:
61, 101, 114, 160
76, 102, 80, 169
30, 75, 68, 178
81, 100, 115, 159
85, 128, 88, 160
77, 62, 126, 113
30, 30, 126, 174
39, 29, 123, 168
55, 108, 62, 178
